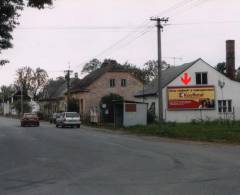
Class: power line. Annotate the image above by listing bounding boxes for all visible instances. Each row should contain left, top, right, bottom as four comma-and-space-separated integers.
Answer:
17, 25, 153, 30
75, 0, 203, 69
166, 20, 240, 26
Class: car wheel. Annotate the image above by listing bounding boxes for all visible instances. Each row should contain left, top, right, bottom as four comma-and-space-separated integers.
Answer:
21, 123, 24, 127
77, 125, 80, 128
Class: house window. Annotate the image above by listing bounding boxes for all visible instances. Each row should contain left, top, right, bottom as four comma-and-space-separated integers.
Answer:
218, 100, 232, 113
196, 72, 208, 85
110, 79, 115, 88
121, 79, 127, 87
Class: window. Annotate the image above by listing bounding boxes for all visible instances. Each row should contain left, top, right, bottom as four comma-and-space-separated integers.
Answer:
196, 72, 208, 85
218, 100, 232, 113
110, 79, 115, 88
121, 79, 127, 87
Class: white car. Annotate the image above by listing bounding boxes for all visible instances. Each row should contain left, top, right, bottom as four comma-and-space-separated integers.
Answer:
56, 112, 81, 128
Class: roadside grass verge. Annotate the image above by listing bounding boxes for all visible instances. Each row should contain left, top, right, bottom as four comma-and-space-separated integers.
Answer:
124, 121, 240, 144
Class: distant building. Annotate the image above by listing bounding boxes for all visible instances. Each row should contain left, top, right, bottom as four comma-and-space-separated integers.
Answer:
39, 77, 80, 116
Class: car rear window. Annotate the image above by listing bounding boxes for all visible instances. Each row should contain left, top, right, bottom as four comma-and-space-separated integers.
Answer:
24, 114, 37, 118
66, 113, 79, 117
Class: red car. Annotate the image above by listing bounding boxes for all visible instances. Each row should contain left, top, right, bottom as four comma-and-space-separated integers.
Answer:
21, 113, 40, 127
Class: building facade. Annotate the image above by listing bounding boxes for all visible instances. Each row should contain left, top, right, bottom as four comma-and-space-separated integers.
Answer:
136, 58, 240, 122
69, 62, 143, 119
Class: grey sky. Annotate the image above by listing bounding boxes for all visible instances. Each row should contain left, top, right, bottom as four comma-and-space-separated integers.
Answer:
1, 0, 239, 85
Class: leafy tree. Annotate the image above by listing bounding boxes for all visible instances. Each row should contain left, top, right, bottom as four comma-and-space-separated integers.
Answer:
100, 93, 123, 123
236, 67, 240, 82
81, 58, 102, 74
13, 100, 31, 115
0, 0, 53, 65
0, 85, 15, 102
122, 61, 147, 83
216, 62, 226, 75
68, 98, 79, 112
15, 66, 48, 100
143, 60, 171, 82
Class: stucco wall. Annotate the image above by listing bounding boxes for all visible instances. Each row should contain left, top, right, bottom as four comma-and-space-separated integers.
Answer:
71, 72, 143, 116
141, 59, 240, 122
123, 103, 147, 126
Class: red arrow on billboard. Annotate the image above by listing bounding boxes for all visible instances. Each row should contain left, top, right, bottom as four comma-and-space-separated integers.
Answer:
181, 73, 191, 85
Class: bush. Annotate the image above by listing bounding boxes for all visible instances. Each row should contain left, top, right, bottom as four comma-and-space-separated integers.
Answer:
147, 110, 156, 124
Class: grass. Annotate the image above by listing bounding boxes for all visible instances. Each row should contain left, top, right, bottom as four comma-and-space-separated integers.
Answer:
124, 121, 240, 144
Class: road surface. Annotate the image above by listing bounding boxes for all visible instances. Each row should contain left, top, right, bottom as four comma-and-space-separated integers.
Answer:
0, 116, 240, 195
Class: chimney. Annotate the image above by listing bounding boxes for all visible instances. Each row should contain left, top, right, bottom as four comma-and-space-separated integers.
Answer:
74, 72, 78, 79
226, 40, 235, 80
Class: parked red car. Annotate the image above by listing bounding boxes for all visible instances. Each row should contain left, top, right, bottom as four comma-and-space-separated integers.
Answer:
21, 113, 40, 127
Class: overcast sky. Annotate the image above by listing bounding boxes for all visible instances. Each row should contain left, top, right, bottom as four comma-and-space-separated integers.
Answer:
1, 0, 240, 85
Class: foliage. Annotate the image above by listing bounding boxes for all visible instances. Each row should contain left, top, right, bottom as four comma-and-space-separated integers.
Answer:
147, 110, 156, 124
0, 85, 15, 102
0, 0, 53, 65
122, 61, 146, 83
13, 100, 31, 114
143, 60, 171, 83
15, 66, 48, 100
28, 0, 53, 9
124, 121, 240, 144
236, 68, 240, 82
81, 58, 102, 74
68, 98, 79, 112
215, 62, 226, 75
100, 93, 123, 123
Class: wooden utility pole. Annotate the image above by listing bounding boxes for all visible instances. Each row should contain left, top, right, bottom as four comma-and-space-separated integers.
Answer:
150, 17, 168, 122
64, 65, 73, 112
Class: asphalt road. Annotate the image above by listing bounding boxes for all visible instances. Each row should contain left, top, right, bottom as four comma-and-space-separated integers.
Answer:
0, 117, 240, 195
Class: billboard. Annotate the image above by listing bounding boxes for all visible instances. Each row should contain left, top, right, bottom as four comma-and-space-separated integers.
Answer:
167, 86, 215, 110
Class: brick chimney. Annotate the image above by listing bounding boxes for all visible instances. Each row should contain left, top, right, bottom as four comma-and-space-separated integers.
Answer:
226, 40, 235, 80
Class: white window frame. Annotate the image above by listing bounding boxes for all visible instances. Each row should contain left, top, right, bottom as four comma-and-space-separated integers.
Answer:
218, 100, 233, 113
196, 72, 208, 85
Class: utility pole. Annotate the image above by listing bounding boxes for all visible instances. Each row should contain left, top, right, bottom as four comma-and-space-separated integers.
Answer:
64, 64, 73, 112
150, 17, 168, 122
21, 84, 23, 116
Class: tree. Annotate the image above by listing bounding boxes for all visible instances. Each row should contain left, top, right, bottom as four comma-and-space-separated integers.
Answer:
15, 66, 48, 100
0, 85, 15, 102
100, 93, 123, 123
123, 61, 147, 83
0, 0, 53, 65
68, 98, 79, 113
236, 67, 240, 82
216, 62, 226, 75
31, 68, 48, 99
143, 60, 171, 83
13, 100, 31, 115
81, 58, 102, 74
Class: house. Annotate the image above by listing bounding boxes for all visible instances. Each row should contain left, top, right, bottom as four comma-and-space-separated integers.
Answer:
69, 60, 143, 119
135, 58, 240, 122
39, 77, 80, 117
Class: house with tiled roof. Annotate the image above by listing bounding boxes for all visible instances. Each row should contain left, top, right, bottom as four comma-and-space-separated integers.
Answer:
69, 60, 143, 118
39, 77, 80, 116
135, 58, 240, 122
